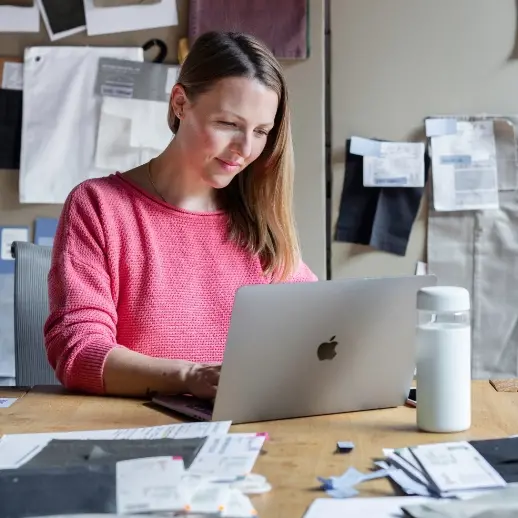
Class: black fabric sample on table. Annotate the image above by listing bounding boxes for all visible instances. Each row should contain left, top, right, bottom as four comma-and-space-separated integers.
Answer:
40, 0, 86, 35
470, 437, 518, 483
21, 437, 206, 470
0, 89, 22, 170
2, 437, 207, 518
334, 139, 429, 256
0, 464, 116, 518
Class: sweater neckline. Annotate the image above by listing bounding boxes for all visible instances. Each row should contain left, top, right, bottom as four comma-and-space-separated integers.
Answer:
113, 172, 227, 217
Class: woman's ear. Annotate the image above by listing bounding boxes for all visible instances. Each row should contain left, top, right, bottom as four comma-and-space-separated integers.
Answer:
170, 83, 188, 120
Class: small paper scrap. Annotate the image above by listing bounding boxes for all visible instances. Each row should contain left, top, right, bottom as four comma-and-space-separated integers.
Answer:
336, 441, 354, 453
0, 398, 17, 408
318, 467, 394, 498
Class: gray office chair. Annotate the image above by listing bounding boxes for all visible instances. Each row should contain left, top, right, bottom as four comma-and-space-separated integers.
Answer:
11, 241, 60, 386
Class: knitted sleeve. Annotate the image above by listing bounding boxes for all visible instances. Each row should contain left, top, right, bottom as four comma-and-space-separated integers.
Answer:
285, 259, 319, 283
44, 184, 120, 394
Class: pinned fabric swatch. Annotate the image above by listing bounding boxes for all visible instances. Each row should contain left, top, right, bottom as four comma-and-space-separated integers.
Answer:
335, 139, 429, 256
37, 0, 86, 41
95, 97, 171, 171
19, 46, 143, 204
189, 0, 309, 59
0, 89, 22, 169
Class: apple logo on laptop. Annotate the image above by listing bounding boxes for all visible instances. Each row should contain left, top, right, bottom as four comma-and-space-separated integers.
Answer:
317, 336, 338, 361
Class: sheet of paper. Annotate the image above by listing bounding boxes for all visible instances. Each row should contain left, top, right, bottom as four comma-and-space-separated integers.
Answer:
34, 218, 58, 247
410, 441, 507, 493
415, 261, 428, 275
303, 496, 436, 518
430, 120, 499, 211
0, 227, 28, 262
350, 136, 381, 156
0, 274, 15, 378
83, 0, 178, 36
36, 0, 86, 41
19, 46, 144, 204
363, 141, 425, 187
0, 421, 231, 469
425, 117, 457, 137
95, 58, 180, 103
0, 397, 17, 408
95, 97, 169, 171
0, 4, 40, 32
1, 62, 23, 90
188, 433, 266, 478
116, 456, 186, 514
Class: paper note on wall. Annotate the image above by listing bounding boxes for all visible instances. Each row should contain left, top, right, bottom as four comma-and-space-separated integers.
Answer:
83, 0, 178, 36
430, 120, 499, 211
1, 62, 23, 90
0, 4, 40, 32
363, 142, 425, 187
0, 227, 29, 264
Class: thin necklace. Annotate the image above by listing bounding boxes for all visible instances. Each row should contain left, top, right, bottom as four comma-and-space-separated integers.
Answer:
147, 159, 167, 203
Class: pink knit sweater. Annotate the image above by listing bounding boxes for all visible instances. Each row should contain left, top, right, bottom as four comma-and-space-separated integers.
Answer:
44, 173, 317, 394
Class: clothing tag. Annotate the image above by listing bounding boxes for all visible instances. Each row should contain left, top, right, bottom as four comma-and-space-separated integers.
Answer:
430, 120, 499, 211
350, 136, 381, 157
410, 441, 507, 493
425, 117, 458, 137
95, 57, 180, 103
363, 141, 425, 187
0, 227, 29, 261
188, 434, 266, 478
116, 456, 186, 514
0, 398, 17, 408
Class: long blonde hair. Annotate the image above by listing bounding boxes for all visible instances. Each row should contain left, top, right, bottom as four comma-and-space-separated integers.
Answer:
169, 31, 301, 282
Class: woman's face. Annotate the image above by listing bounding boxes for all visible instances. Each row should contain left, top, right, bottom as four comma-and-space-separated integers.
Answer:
172, 77, 279, 189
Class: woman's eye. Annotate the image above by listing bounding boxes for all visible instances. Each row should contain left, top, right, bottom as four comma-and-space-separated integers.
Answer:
255, 129, 269, 136
218, 121, 235, 127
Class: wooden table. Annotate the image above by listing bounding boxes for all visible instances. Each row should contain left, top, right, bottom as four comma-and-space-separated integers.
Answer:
1, 381, 517, 518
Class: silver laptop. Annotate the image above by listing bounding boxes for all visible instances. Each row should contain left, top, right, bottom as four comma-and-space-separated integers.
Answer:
153, 274, 436, 424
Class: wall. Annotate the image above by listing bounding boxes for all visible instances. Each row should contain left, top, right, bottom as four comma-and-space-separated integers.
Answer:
330, 0, 518, 279
0, 0, 327, 279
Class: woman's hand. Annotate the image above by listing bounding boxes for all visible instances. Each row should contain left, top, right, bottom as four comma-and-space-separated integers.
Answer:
185, 363, 221, 399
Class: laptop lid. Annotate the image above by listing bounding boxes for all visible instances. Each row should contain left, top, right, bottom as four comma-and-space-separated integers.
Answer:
212, 275, 436, 424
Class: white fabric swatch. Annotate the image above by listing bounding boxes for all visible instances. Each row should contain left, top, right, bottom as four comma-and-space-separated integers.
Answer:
19, 46, 143, 203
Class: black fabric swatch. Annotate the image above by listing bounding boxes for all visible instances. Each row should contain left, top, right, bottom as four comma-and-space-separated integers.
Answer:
40, 0, 86, 35
334, 139, 429, 256
0, 89, 22, 170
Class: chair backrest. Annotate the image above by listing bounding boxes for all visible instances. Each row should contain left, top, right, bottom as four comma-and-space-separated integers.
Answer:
12, 241, 60, 386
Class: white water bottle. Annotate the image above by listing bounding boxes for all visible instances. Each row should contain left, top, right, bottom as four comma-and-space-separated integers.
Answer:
415, 286, 471, 433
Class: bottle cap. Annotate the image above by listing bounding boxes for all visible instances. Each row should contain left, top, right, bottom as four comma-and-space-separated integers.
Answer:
417, 286, 470, 312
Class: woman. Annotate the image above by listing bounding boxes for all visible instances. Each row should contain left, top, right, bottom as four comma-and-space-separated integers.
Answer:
44, 31, 317, 400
